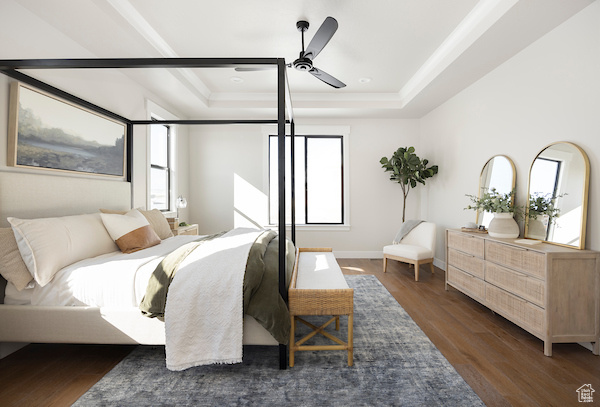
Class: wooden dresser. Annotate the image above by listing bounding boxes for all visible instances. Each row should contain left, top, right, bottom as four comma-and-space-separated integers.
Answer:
445, 229, 599, 356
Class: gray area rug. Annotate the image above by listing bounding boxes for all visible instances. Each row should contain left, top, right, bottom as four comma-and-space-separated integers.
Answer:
74, 275, 484, 406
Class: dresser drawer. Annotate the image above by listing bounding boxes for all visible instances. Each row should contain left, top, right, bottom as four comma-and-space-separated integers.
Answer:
485, 241, 545, 279
447, 266, 485, 302
485, 262, 545, 308
448, 248, 484, 279
486, 284, 544, 337
447, 232, 484, 258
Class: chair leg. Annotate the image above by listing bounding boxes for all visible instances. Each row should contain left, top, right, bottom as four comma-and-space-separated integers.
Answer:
414, 262, 419, 282
383, 256, 387, 273
430, 262, 435, 274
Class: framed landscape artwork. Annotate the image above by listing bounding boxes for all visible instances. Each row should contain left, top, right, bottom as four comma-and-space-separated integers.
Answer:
7, 82, 127, 179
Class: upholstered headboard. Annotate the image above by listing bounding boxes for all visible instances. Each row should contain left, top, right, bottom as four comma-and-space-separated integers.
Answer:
0, 171, 131, 300
0, 171, 131, 227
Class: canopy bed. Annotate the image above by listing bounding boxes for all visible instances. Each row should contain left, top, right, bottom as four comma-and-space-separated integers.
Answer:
0, 58, 298, 369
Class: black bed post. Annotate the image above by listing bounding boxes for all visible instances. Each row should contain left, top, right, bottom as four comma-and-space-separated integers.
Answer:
126, 123, 133, 183
277, 58, 288, 370
290, 120, 296, 243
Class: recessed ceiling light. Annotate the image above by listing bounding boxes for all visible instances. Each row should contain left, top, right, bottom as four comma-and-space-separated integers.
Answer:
230, 76, 244, 83
358, 77, 371, 83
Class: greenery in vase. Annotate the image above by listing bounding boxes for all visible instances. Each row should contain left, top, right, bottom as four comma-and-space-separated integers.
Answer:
380, 146, 439, 222
465, 188, 516, 214
528, 192, 563, 225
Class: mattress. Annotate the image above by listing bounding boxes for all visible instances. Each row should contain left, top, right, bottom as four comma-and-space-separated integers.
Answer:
4, 235, 199, 307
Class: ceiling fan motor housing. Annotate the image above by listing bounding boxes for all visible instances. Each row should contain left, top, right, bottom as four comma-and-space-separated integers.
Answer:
294, 53, 313, 71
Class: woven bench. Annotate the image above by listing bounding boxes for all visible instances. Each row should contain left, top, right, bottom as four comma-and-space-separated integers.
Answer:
288, 248, 354, 367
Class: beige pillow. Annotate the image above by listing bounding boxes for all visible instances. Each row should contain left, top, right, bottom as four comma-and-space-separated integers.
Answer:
100, 208, 173, 240
0, 228, 33, 291
8, 213, 118, 287
100, 209, 161, 254
142, 209, 174, 239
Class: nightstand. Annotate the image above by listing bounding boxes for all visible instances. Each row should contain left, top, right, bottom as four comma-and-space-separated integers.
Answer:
172, 224, 198, 236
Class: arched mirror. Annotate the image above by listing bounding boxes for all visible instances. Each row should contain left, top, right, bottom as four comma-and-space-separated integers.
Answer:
477, 155, 516, 228
525, 142, 589, 249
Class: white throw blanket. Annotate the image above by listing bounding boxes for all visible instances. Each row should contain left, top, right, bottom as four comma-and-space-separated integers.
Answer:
392, 219, 424, 244
164, 228, 263, 371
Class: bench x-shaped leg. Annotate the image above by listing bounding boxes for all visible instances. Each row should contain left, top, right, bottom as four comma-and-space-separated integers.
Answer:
295, 316, 345, 347
289, 315, 353, 367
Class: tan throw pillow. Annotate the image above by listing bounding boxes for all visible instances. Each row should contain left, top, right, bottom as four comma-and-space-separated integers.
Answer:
100, 208, 173, 240
100, 209, 161, 253
139, 209, 173, 240
8, 213, 118, 287
0, 228, 34, 291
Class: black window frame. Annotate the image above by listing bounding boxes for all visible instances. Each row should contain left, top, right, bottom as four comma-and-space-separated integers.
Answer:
269, 134, 344, 225
149, 121, 171, 211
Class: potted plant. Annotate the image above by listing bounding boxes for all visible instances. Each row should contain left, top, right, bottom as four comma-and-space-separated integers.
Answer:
465, 188, 519, 238
526, 192, 563, 239
528, 192, 562, 223
380, 146, 439, 222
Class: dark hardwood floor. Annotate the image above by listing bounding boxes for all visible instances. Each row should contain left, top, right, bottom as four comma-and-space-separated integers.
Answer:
1, 259, 598, 406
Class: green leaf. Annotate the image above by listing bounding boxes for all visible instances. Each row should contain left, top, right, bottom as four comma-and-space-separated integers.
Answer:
380, 146, 439, 217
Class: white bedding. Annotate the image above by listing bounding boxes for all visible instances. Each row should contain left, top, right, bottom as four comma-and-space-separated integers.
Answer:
165, 228, 262, 370
4, 235, 200, 307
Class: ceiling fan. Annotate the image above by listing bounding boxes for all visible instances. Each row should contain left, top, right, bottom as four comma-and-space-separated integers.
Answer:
236, 17, 346, 89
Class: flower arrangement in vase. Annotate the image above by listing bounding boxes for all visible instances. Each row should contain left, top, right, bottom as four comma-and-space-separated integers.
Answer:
465, 188, 519, 238
526, 192, 564, 240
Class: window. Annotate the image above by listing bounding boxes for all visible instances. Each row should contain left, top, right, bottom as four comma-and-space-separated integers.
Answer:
269, 135, 344, 225
149, 123, 170, 210
530, 157, 562, 198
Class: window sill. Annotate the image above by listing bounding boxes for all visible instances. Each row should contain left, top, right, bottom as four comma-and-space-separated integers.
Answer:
266, 224, 351, 232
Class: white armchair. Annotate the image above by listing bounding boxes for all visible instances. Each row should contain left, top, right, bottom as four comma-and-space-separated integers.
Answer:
383, 222, 436, 281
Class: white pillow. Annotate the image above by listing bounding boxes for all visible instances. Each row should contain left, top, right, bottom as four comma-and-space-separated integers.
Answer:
0, 227, 34, 291
8, 213, 118, 287
100, 208, 173, 239
100, 209, 161, 254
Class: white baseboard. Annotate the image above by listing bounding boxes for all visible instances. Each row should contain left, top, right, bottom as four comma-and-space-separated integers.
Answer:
333, 251, 447, 272
333, 251, 383, 259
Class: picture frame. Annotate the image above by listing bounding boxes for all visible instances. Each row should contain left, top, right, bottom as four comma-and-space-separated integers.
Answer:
7, 82, 127, 179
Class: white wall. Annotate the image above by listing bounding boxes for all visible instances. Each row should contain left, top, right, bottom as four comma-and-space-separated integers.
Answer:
0, 2, 188, 212
187, 118, 423, 256
2, 0, 598, 263
420, 1, 600, 266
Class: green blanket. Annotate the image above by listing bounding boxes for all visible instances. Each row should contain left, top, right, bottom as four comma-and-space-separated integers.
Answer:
139, 230, 294, 344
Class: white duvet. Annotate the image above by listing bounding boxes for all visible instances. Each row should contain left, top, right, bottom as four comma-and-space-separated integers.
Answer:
165, 228, 262, 370
4, 235, 200, 308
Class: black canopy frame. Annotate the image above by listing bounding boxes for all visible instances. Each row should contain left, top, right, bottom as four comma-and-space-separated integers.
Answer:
0, 57, 297, 369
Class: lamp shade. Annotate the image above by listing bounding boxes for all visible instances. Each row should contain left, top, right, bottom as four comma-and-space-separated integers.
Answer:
176, 195, 187, 209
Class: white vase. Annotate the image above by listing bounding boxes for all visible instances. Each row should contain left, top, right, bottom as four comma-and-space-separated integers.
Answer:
488, 212, 519, 238
527, 217, 547, 240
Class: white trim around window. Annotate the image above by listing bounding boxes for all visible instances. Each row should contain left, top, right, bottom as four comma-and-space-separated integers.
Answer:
262, 124, 350, 231
146, 100, 178, 213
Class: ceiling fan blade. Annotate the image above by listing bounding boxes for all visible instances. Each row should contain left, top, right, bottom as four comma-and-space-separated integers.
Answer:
304, 17, 338, 60
309, 67, 346, 88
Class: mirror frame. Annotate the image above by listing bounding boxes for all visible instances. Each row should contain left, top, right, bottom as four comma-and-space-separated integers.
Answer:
524, 141, 590, 249
476, 155, 516, 226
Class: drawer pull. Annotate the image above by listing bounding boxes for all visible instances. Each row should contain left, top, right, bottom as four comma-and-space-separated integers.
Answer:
500, 268, 528, 278
510, 246, 527, 252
